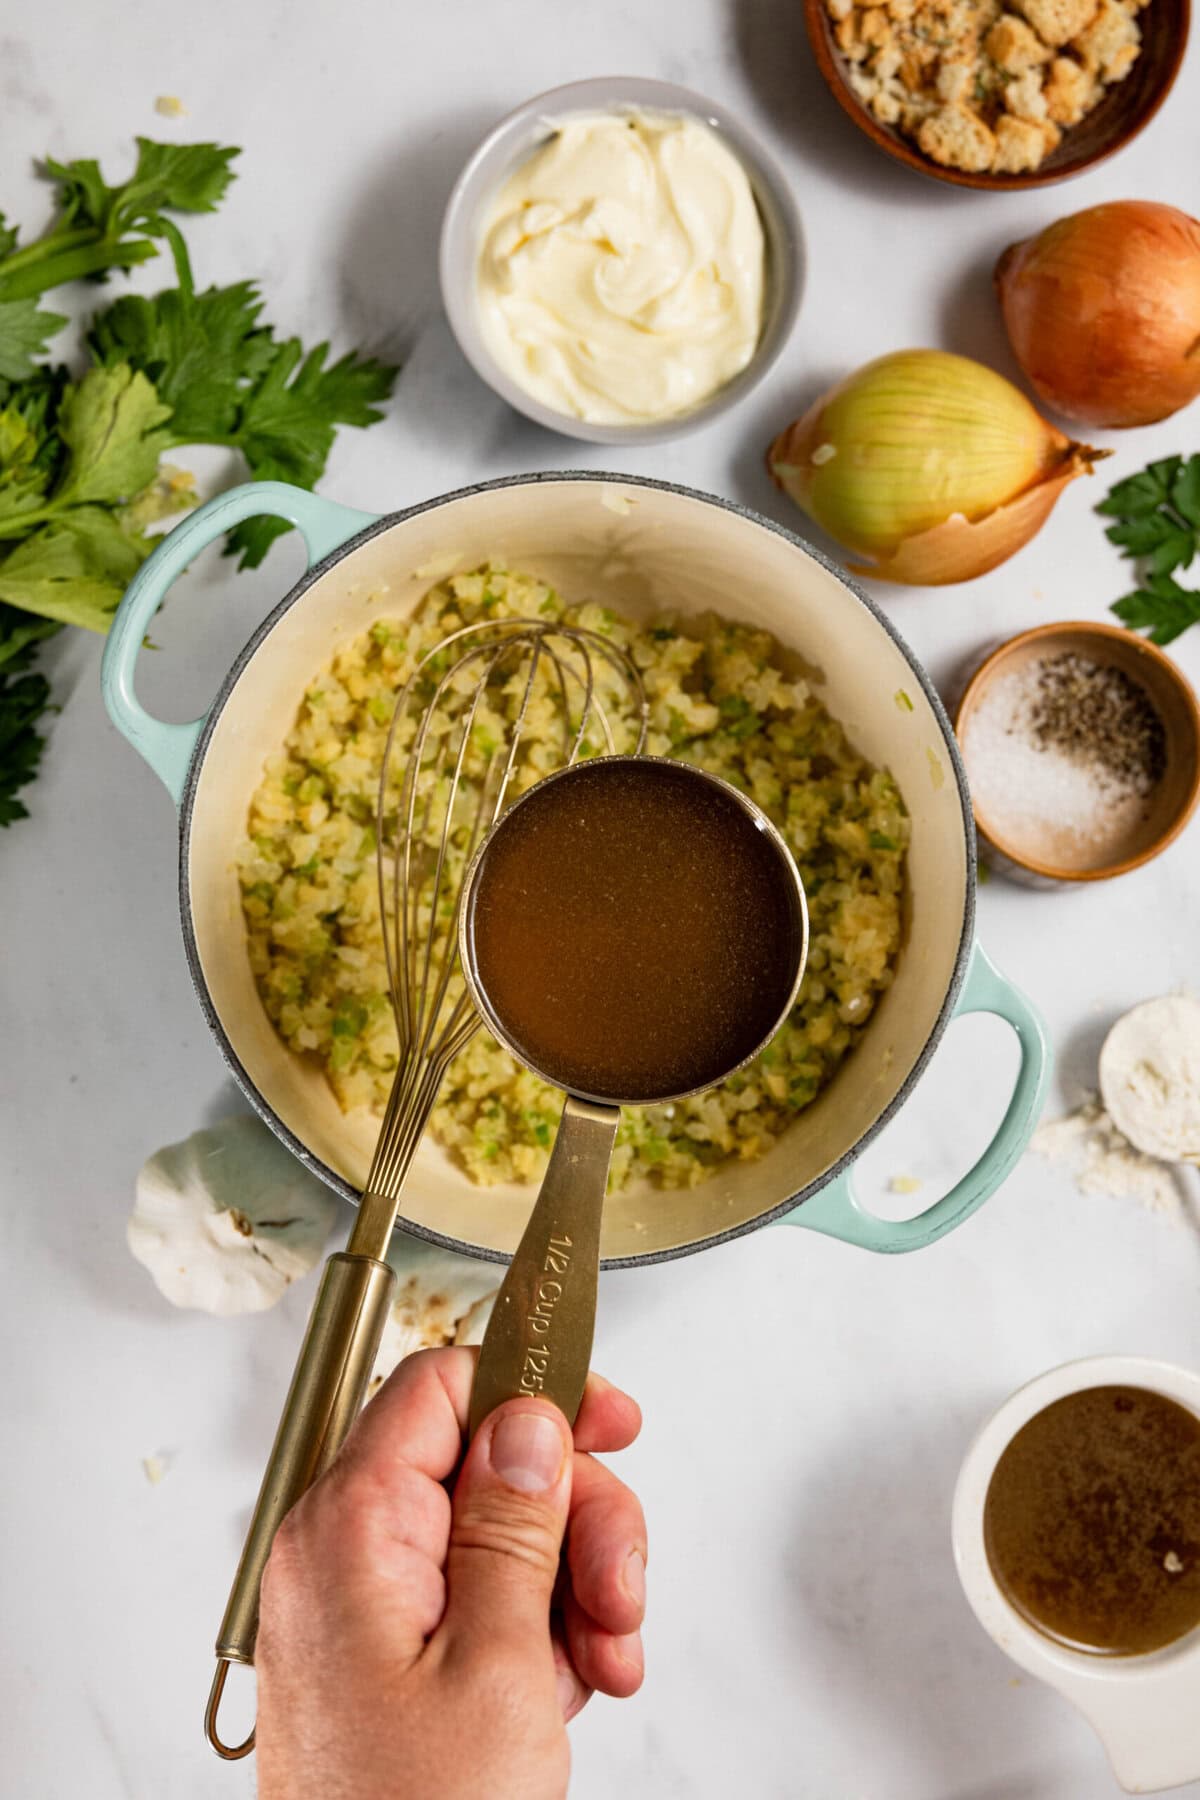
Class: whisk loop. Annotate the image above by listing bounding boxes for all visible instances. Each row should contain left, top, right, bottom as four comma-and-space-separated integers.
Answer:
348, 618, 646, 1253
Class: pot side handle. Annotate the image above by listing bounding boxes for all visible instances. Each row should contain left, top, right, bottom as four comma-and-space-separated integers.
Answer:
100, 481, 380, 806
779, 941, 1051, 1253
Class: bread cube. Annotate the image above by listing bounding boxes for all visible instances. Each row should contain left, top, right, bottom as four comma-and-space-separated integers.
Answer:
918, 102, 998, 171
991, 113, 1051, 170
1072, 0, 1140, 79
1011, 0, 1098, 49
1042, 53, 1098, 120
985, 13, 1053, 70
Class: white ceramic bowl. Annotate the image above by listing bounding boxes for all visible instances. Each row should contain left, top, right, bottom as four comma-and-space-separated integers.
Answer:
438, 76, 804, 444
953, 1356, 1200, 1795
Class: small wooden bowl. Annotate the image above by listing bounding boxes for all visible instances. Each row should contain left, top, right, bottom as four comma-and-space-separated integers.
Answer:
955, 622, 1200, 884
803, 0, 1190, 190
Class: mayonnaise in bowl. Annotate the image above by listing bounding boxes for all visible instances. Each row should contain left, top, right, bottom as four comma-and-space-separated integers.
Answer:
475, 109, 767, 427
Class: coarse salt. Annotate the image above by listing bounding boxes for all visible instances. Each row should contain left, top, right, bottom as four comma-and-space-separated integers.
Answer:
962, 657, 1160, 867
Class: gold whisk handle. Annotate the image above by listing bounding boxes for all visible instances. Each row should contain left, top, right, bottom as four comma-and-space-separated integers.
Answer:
205, 1250, 396, 1758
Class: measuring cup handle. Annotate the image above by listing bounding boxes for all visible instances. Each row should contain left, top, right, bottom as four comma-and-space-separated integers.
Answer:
101, 481, 379, 805
469, 1097, 619, 1437
780, 941, 1051, 1253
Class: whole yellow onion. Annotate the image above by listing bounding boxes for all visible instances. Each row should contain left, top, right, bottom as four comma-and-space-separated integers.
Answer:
768, 349, 1102, 586
996, 202, 1200, 430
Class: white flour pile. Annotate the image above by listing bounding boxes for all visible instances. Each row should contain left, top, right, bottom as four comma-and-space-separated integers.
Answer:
1031, 1092, 1184, 1215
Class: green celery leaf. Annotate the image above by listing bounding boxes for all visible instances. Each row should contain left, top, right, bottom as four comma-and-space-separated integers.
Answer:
2, 364, 69, 498
0, 505, 150, 631
0, 600, 60, 673
219, 340, 396, 568
0, 214, 17, 259
0, 297, 69, 382
6, 363, 69, 443
0, 403, 51, 530
235, 338, 396, 487
1170, 456, 1200, 532
0, 404, 43, 471
56, 364, 172, 506
1111, 573, 1200, 646
120, 139, 241, 216
237, 340, 395, 488
224, 510, 293, 570
0, 478, 48, 535
89, 280, 272, 440
45, 139, 239, 235
43, 155, 112, 230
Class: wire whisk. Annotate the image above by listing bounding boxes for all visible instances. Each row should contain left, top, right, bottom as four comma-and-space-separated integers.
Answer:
206, 615, 646, 1757
351, 617, 648, 1250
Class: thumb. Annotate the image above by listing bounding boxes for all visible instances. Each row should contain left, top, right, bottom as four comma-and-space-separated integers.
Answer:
443, 1398, 573, 1647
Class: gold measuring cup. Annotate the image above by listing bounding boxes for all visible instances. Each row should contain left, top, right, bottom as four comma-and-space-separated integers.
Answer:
459, 755, 809, 1436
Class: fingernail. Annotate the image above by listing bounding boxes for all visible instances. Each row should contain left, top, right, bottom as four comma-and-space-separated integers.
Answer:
613, 1629, 643, 1674
556, 1666, 579, 1717
489, 1411, 566, 1494
622, 1549, 646, 1609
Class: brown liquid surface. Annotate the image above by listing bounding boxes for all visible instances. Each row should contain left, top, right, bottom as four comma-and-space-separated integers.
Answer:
984, 1385, 1200, 1656
465, 758, 805, 1103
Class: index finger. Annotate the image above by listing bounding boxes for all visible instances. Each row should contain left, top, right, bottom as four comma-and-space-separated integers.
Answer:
335, 1345, 470, 1487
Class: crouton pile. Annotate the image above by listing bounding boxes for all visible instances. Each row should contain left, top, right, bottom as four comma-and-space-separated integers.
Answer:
825, 0, 1149, 175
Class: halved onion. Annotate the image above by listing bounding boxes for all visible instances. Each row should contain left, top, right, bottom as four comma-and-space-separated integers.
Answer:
768, 349, 1103, 587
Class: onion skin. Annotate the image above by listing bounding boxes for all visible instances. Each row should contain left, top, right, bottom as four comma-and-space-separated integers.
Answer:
848, 452, 1094, 585
767, 349, 1103, 586
996, 202, 1200, 430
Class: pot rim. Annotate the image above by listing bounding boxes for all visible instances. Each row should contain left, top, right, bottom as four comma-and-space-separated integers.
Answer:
176, 469, 977, 1268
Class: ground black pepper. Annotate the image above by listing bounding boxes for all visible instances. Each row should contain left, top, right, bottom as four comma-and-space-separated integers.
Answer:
1028, 652, 1166, 794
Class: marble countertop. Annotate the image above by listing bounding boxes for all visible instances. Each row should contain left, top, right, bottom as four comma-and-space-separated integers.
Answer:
3, 3, 1199, 1795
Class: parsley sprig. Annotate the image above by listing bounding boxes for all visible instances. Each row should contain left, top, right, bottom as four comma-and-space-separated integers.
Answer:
1099, 455, 1200, 645
0, 137, 398, 825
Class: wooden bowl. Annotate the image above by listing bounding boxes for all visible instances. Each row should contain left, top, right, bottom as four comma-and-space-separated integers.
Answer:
803, 0, 1190, 190
955, 622, 1200, 883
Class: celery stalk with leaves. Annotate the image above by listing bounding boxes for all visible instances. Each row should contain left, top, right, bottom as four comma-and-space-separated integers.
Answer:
0, 136, 398, 824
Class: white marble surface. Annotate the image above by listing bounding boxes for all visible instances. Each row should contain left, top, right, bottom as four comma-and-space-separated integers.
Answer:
3, 4, 1200, 1796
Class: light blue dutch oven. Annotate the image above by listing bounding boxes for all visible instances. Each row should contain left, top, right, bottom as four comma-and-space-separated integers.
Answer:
103, 473, 1050, 1267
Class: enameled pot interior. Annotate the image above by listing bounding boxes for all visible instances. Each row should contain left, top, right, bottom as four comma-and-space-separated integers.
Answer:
185, 478, 971, 1261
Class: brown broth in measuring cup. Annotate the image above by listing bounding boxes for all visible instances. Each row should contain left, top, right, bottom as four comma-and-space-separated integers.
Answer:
984, 1385, 1200, 1656
463, 757, 805, 1104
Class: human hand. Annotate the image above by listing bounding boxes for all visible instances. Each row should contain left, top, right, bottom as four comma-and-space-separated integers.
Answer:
256, 1346, 647, 1800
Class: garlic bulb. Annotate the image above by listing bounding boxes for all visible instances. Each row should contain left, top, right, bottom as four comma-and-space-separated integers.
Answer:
768, 349, 1103, 585
129, 1114, 337, 1314
368, 1235, 502, 1398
